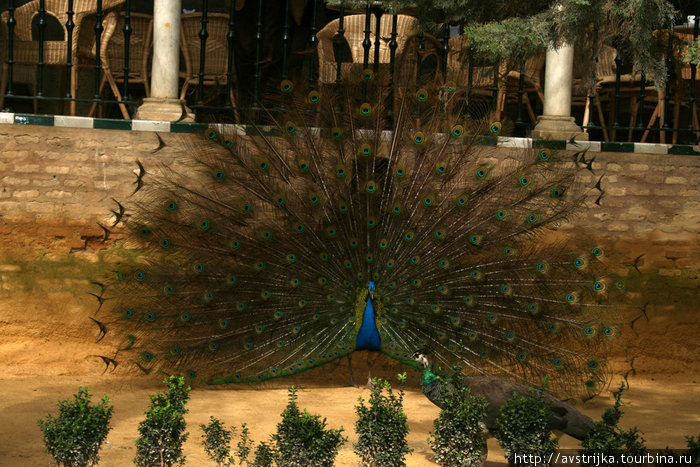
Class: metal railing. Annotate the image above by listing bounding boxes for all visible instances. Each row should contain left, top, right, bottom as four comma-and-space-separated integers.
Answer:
1, 0, 699, 144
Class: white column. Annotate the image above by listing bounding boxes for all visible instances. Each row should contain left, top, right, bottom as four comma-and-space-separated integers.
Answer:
543, 44, 574, 116
151, 0, 183, 99
135, 0, 194, 122
531, 44, 588, 141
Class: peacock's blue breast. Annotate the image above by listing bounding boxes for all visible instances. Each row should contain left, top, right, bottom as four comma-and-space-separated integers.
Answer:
355, 298, 381, 350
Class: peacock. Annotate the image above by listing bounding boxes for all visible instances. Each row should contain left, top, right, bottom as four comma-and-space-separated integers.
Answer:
411, 351, 595, 439
95, 71, 626, 401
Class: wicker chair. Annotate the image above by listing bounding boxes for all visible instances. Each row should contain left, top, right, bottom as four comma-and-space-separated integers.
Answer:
446, 35, 507, 121
316, 14, 420, 85
642, 31, 700, 144
572, 42, 647, 141
179, 12, 236, 115
89, 11, 153, 118
0, 0, 125, 115
500, 53, 546, 123
673, 31, 700, 143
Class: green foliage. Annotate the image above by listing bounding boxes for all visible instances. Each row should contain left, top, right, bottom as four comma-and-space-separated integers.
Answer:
251, 442, 275, 467
685, 37, 700, 66
201, 416, 234, 466
37, 387, 113, 467
687, 435, 700, 465
429, 371, 488, 467
235, 423, 253, 465
273, 386, 347, 467
338, 0, 551, 30
463, 13, 552, 63
354, 373, 413, 467
496, 387, 559, 466
579, 382, 646, 467
134, 376, 191, 467
337, 0, 678, 86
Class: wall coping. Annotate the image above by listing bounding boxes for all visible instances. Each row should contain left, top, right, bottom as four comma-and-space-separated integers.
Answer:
1, 112, 699, 156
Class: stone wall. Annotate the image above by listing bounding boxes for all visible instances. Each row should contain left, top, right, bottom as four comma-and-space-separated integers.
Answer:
0, 124, 697, 378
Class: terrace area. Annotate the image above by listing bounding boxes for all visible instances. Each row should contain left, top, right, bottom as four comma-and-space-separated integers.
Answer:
0, 0, 699, 144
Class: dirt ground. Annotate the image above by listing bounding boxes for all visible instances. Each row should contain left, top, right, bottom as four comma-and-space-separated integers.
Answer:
0, 365, 698, 466
0, 237, 698, 466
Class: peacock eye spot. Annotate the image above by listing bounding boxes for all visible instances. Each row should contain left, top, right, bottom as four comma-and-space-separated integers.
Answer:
280, 79, 293, 92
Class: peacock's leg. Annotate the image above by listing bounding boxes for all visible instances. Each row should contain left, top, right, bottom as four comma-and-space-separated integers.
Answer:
346, 354, 359, 387
366, 351, 382, 387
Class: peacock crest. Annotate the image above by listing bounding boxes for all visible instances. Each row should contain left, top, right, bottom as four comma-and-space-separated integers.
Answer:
98, 72, 625, 399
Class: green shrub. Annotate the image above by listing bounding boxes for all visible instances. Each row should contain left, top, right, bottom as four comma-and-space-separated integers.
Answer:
354, 373, 413, 467
273, 386, 347, 467
579, 382, 645, 467
655, 436, 700, 466
496, 387, 559, 466
134, 375, 191, 467
201, 416, 234, 466
251, 441, 275, 467
429, 371, 488, 467
38, 387, 113, 467
687, 435, 700, 465
235, 423, 253, 465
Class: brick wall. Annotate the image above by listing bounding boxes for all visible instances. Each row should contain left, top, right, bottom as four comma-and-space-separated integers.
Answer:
0, 124, 697, 377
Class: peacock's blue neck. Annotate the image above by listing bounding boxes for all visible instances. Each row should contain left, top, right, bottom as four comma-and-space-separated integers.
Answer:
355, 296, 381, 351
421, 366, 437, 387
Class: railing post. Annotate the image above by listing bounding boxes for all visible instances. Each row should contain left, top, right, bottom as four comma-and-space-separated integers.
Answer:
531, 40, 588, 140
36, 0, 46, 98
135, 0, 194, 122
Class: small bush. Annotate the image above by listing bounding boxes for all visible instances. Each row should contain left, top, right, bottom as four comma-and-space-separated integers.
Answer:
429, 371, 488, 467
235, 423, 253, 465
273, 386, 347, 467
134, 375, 191, 467
687, 435, 700, 465
354, 373, 413, 467
579, 382, 646, 467
201, 416, 235, 466
655, 436, 700, 466
38, 387, 113, 467
251, 441, 275, 467
496, 387, 559, 466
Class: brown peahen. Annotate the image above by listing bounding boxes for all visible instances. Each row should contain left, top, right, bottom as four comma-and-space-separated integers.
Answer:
95, 72, 625, 401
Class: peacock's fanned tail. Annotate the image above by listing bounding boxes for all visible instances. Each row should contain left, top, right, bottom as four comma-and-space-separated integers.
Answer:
104, 78, 623, 398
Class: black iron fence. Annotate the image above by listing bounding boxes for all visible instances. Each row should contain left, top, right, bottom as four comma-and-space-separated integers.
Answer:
1, 0, 699, 143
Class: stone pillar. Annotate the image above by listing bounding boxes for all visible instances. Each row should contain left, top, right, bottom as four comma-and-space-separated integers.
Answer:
531, 43, 588, 141
134, 0, 194, 122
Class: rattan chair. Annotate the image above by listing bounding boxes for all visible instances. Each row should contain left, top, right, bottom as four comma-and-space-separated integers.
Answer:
316, 14, 420, 85
89, 11, 153, 118
179, 12, 237, 115
500, 53, 546, 123
0, 0, 125, 115
572, 42, 647, 141
643, 31, 700, 144
445, 35, 507, 121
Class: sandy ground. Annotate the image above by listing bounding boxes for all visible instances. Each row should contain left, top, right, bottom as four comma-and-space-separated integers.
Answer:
0, 373, 697, 466
0, 242, 697, 465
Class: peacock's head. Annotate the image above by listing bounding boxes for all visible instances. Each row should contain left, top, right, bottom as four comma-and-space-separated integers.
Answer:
411, 351, 430, 369
368, 281, 375, 300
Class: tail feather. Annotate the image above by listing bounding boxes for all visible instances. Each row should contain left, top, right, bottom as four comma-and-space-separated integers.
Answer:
100, 74, 625, 396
